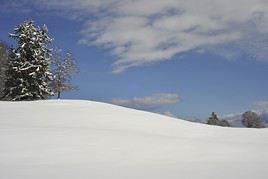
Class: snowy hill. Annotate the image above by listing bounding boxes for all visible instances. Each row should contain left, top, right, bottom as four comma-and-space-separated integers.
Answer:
1, 100, 268, 179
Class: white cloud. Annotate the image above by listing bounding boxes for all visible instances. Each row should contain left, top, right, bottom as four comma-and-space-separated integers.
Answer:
256, 101, 268, 112
110, 93, 180, 110
9, 0, 268, 72
0, 0, 32, 14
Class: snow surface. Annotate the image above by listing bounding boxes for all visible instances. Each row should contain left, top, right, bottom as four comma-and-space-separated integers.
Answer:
0, 100, 268, 179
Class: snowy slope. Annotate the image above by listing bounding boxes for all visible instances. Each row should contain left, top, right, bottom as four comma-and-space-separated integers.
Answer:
0, 100, 268, 179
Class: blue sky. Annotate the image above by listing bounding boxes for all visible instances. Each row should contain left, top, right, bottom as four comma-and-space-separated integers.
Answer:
1, 0, 268, 120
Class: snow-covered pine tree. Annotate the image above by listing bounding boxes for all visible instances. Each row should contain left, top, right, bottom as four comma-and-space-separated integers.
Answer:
50, 49, 78, 99
3, 20, 54, 101
0, 42, 9, 99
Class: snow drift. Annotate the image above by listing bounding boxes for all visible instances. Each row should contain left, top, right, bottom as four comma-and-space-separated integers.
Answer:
0, 100, 268, 179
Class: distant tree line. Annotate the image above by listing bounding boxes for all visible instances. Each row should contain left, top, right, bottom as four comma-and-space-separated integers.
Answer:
0, 20, 78, 101
207, 111, 265, 128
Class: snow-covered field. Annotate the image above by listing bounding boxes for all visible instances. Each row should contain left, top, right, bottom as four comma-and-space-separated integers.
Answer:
0, 100, 268, 179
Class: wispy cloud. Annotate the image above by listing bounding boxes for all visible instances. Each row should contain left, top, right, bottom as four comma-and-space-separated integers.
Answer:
110, 93, 180, 110
0, 0, 32, 14
255, 101, 268, 112
5, 0, 268, 72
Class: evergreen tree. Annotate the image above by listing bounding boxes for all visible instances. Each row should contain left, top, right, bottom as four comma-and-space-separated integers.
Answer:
207, 112, 221, 126
3, 20, 54, 101
207, 112, 231, 127
50, 49, 78, 99
0, 41, 9, 99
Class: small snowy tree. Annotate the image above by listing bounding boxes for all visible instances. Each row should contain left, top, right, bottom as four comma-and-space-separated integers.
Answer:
0, 42, 9, 98
50, 49, 78, 99
3, 20, 54, 101
207, 112, 221, 126
207, 112, 231, 127
242, 111, 265, 128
